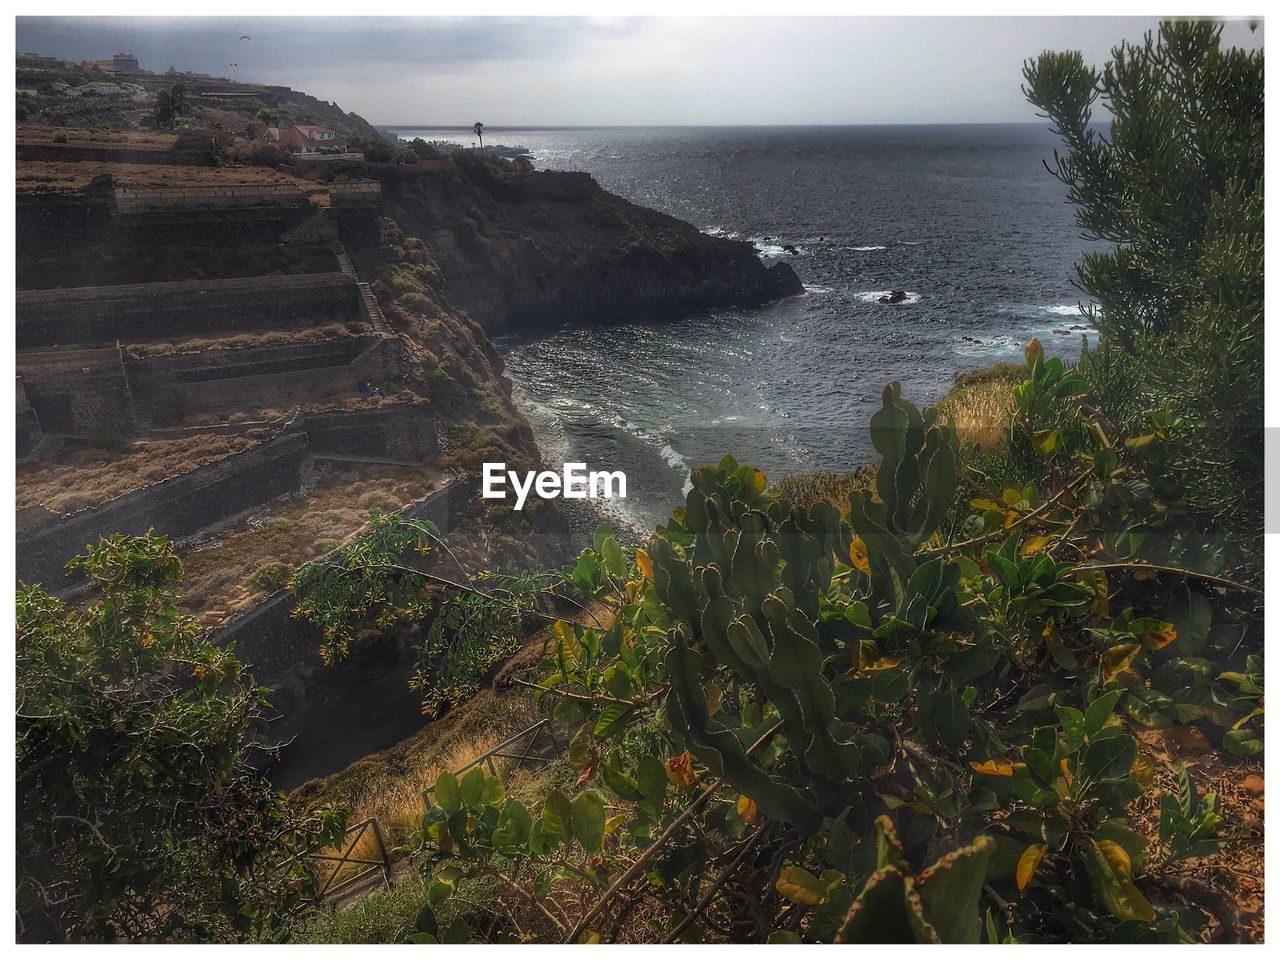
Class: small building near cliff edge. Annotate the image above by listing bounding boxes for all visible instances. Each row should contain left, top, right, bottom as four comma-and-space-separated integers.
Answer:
266, 123, 364, 160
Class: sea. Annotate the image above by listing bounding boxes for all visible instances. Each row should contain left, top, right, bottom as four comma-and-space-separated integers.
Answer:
388, 125, 1099, 533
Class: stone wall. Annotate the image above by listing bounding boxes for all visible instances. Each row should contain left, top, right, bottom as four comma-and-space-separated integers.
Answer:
16, 378, 44, 459
17, 346, 137, 436
114, 183, 309, 211
303, 402, 439, 461
128, 336, 397, 424
17, 273, 361, 349
18, 433, 310, 589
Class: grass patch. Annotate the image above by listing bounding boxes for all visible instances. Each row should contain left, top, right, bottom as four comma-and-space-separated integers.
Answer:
179, 463, 436, 623
936, 378, 1015, 452
17, 431, 271, 512
770, 465, 877, 512
290, 874, 429, 944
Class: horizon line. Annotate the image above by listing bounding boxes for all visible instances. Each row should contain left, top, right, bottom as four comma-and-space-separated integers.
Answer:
376, 120, 1059, 129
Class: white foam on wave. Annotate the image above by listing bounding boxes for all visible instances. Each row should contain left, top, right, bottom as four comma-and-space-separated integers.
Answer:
804, 284, 834, 295
851, 245, 888, 252
660, 443, 689, 471
854, 290, 922, 305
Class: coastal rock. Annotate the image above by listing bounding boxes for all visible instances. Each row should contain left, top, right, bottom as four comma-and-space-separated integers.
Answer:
373, 158, 804, 333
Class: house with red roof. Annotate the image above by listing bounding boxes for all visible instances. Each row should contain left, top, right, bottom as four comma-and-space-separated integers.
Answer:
266, 123, 361, 159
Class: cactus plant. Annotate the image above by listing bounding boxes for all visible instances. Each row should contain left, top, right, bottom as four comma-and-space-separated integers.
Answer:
836, 817, 995, 944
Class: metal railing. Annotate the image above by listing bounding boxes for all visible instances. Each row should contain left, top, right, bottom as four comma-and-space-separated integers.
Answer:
421, 718, 554, 809
303, 818, 391, 906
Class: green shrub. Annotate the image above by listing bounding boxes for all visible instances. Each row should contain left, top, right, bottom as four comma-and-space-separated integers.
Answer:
1023, 20, 1262, 578
246, 560, 294, 593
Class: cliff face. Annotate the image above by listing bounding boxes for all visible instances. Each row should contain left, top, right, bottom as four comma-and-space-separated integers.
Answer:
374, 158, 803, 333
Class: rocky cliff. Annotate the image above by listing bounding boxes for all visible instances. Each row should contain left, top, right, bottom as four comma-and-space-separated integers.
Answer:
371, 155, 803, 333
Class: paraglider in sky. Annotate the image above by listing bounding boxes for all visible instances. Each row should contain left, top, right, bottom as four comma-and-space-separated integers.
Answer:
240, 35, 251, 41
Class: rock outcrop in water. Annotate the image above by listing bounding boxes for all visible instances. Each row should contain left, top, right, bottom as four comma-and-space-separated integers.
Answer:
373, 155, 804, 333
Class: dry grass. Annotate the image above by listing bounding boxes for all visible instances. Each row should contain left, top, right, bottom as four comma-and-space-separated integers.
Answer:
16, 158, 320, 192
179, 462, 437, 625
1129, 726, 1265, 942
126, 322, 364, 357
17, 125, 180, 149
770, 464, 877, 512
16, 430, 273, 512
292, 682, 546, 848
936, 378, 1016, 452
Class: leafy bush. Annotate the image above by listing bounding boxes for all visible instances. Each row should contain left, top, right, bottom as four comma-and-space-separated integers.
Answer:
1022, 21, 1263, 575
301, 347, 1260, 943
16, 535, 347, 942
246, 559, 294, 593
222, 137, 290, 168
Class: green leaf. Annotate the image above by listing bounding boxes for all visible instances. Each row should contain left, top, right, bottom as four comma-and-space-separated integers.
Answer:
917, 835, 994, 943
838, 867, 937, 944
1222, 728, 1263, 757
435, 771, 461, 814
415, 904, 439, 936
571, 790, 607, 852
459, 767, 487, 808
594, 703, 636, 738
1081, 734, 1137, 786
541, 789, 572, 840
1084, 690, 1124, 737
601, 536, 628, 579
636, 754, 669, 804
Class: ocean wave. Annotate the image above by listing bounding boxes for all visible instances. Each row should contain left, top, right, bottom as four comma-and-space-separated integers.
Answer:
804, 284, 834, 295
850, 245, 888, 252
854, 290, 922, 305
1044, 303, 1089, 316
659, 443, 689, 471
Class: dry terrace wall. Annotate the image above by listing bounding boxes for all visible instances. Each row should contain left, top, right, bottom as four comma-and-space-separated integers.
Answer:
16, 346, 137, 436
17, 432, 311, 589
16, 402, 441, 588
127, 336, 398, 423
16, 273, 362, 349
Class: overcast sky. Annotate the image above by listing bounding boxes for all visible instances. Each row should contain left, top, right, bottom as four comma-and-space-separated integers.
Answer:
16, 16, 1265, 126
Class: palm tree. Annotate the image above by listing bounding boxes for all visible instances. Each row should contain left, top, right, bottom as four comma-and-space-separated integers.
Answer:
472, 121, 484, 152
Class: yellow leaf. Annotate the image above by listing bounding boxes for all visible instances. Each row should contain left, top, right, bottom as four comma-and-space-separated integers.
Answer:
776, 866, 829, 906
1131, 754, 1155, 788
860, 656, 902, 673
970, 759, 1014, 777
736, 795, 759, 824
634, 548, 653, 581
1025, 337, 1044, 366
1033, 429, 1058, 456
1089, 839, 1156, 922
552, 620, 581, 664
749, 468, 767, 495
665, 751, 699, 790
971, 498, 1004, 513
849, 538, 871, 575
706, 683, 724, 717
1016, 843, 1047, 892
1021, 535, 1053, 556
1102, 642, 1142, 683
1139, 624, 1177, 650
1075, 568, 1110, 618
